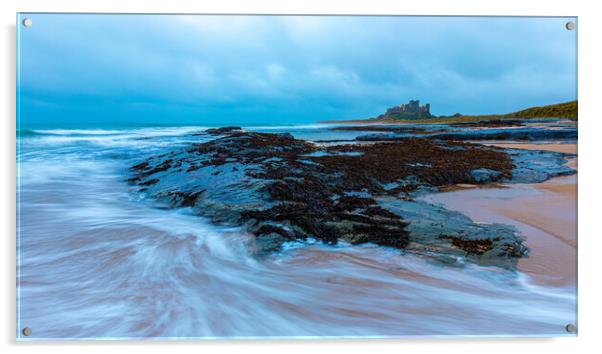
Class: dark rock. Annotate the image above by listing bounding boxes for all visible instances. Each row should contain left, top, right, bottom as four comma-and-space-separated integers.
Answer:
329, 125, 427, 133
131, 161, 149, 171
470, 168, 502, 183
439, 235, 496, 256
254, 232, 287, 255
205, 126, 243, 135
505, 148, 576, 183
139, 178, 159, 186
382, 198, 528, 267
357, 126, 577, 142
448, 119, 525, 128
431, 127, 577, 141
127, 130, 551, 267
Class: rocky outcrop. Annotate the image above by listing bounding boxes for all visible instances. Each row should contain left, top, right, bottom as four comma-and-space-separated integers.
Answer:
506, 148, 575, 183
329, 125, 428, 133
128, 129, 575, 267
356, 126, 577, 142
448, 119, 525, 127
205, 126, 243, 135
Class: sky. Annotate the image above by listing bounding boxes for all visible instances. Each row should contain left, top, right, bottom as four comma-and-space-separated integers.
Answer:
17, 14, 577, 127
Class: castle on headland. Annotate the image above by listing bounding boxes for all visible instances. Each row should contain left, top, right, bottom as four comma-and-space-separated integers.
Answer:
378, 100, 433, 119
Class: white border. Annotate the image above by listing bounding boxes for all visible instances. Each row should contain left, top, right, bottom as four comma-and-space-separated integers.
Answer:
2, 1, 601, 353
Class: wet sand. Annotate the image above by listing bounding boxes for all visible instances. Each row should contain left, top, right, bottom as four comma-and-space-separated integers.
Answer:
478, 141, 577, 155
421, 143, 577, 287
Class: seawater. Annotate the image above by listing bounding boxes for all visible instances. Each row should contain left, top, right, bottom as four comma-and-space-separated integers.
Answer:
16, 126, 577, 339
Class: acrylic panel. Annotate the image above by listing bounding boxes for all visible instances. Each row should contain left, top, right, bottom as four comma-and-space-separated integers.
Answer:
16, 13, 578, 340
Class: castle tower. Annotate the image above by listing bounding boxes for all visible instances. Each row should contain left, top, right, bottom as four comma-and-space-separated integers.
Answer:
408, 100, 419, 112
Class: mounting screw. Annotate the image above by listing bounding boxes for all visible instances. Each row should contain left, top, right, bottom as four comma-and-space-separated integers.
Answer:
22, 18, 32, 28
565, 323, 576, 333
565, 21, 575, 31
22, 327, 32, 336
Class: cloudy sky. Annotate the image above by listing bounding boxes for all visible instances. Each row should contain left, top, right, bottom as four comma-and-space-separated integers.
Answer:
18, 14, 577, 126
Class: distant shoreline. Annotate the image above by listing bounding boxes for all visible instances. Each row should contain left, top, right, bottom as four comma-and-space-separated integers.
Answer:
319, 100, 578, 125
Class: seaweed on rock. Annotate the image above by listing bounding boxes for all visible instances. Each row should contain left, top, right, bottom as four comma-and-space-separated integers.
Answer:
129, 130, 547, 266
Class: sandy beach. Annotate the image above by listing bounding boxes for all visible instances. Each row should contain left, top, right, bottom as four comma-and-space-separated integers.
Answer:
421, 143, 577, 287
479, 141, 577, 155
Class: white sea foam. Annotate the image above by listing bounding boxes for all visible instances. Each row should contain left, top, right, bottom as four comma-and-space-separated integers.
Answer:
32, 129, 124, 135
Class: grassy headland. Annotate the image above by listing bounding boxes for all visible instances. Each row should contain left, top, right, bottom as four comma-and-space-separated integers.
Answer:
322, 100, 577, 124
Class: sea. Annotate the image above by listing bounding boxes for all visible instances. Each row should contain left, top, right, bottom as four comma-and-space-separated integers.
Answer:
16, 124, 577, 339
